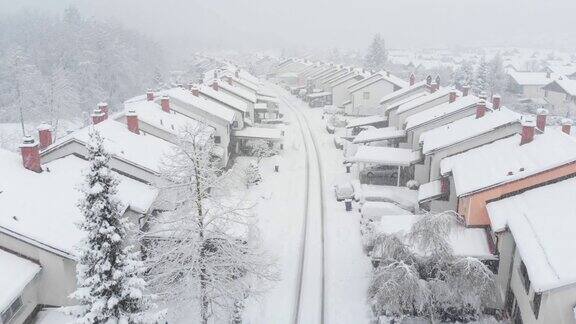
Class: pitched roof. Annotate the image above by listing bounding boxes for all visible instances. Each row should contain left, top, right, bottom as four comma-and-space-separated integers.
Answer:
508, 71, 557, 86
345, 146, 421, 166
487, 177, 576, 292
380, 80, 429, 106
396, 87, 457, 114
199, 84, 248, 113
0, 249, 40, 310
543, 78, 576, 97
163, 88, 236, 123
420, 107, 521, 154
0, 149, 158, 258
405, 95, 484, 130
441, 130, 576, 196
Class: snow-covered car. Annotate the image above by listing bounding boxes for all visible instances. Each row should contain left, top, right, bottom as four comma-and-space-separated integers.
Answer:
334, 182, 354, 201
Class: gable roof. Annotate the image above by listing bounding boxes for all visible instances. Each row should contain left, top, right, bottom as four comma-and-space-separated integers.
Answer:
0, 249, 40, 310
487, 177, 576, 292
542, 78, 576, 97
508, 71, 557, 86
0, 149, 158, 259
420, 107, 521, 154
199, 84, 249, 113
164, 88, 236, 123
396, 87, 457, 114
380, 80, 429, 106
441, 130, 576, 196
405, 95, 484, 130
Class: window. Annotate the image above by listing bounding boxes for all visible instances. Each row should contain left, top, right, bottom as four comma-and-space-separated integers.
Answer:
1, 296, 23, 323
531, 292, 542, 318
519, 261, 531, 293
214, 136, 221, 144
363, 91, 370, 100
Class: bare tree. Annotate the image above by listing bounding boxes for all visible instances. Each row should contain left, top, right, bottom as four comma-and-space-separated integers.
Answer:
144, 124, 277, 323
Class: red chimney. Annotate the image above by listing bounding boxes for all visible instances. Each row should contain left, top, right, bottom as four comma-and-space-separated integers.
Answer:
211, 81, 219, 91
426, 75, 432, 85
435, 75, 441, 87
98, 102, 109, 120
37, 123, 52, 150
449, 91, 458, 103
536, 108, 549, 133
20, 136, 42, 173
520, 117, 536, 145
475, 100, 486, 119
227, 76, 233, 86
409, 73, 415, 86
492, 95, 501, 110
191, 87, 199, 97
161, 96, 170, 113
146, 90, 154, 101
126, 110, 139, 134
562, 118, 572, 135
462, 85, 470, 97
431, 82, 438, 93
91, 108, 105, 125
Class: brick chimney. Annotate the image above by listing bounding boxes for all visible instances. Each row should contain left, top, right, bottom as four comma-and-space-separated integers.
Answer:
161, 96, 170, 113
98, 102, 109, 120
520, 116, 536, 145
409, 73, 415, 86
426, 75, 432, 85
536, 108, 549, 133
462, 85, 470, 97
435, 75, 441, 87
562, 118, 572, 135
126, 110, 139, 134
449, 91, 458, 103
431, 82, 439, 93
20, 136, 42, 173
91, 108, 105, 125
492, 95, 501, 110
191, 87, 199, 97
211, 81, 219, 91
475, 100, 487, 119
146, 90, 154, 101
37, 123, 52, 150
227, 76, 233, 86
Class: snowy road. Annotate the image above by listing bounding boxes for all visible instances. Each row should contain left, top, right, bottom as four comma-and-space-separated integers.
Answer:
277, 89, 327, 324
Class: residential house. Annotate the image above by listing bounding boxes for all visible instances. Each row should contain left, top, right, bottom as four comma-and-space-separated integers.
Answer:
487, 178, 576, 324
0, 249, 40, 324
542, 78, 576, 115
199, 82, 250, 128
329, 72, 366, 108
346, 71, 408, 116
0, 143, 158, 318
440, 119, 576, 227
507, 71, 555, 98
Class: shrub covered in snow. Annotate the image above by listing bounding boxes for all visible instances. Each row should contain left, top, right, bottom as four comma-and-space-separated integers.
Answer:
245, 161, 262, 187
368, 211, 498, 323
247, 139, 278, 162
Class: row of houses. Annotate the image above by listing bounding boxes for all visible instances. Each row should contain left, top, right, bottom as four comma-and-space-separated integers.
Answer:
275, 58, 576, 324
0, 65, 282, 323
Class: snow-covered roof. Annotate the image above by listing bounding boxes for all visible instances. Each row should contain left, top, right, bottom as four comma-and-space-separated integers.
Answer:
405, 95, 484, 130
0, 150, 158, 258
374, 214, 494, 259
345, 146, 421, 166
386, 91, 429, 112
233, 126, 283, 140
354, 183, 418, 210
346, 115, 387, 128
420, 107, 521, 154
508, 71, 557, 86
353, 126, 405, 144
162, 88, 236, 123
123, 98, 215, 139
396, 87, 457, 114
417, 179, 443, 202
379, 80, 428, 105
348, 71, 408, 93
211, 79, 257, 103
543, 78, 576, 97
486, 177, 576, 292
34, 308, 74, 324
199, 84, 248, 113
0, 249, 40, 311
48, 120, 175, 173
441, 130, 576, 196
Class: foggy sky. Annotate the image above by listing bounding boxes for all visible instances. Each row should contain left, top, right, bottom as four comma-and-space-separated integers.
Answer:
3, 0, 576, 52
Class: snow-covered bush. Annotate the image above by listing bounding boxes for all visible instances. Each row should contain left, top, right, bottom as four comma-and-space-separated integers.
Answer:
368, 211, 498, 323
245, 161, 262, 187
406, 180, 419, 190
247, 139, 278, 162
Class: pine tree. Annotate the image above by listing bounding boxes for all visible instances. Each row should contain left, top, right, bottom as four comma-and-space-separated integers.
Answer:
364, 33, 387, 71
71, 130, 155, 324
474, 57, 490, 96
244, 161, 262, 187
487, 53, 506, 96
454, 60, 474, 90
